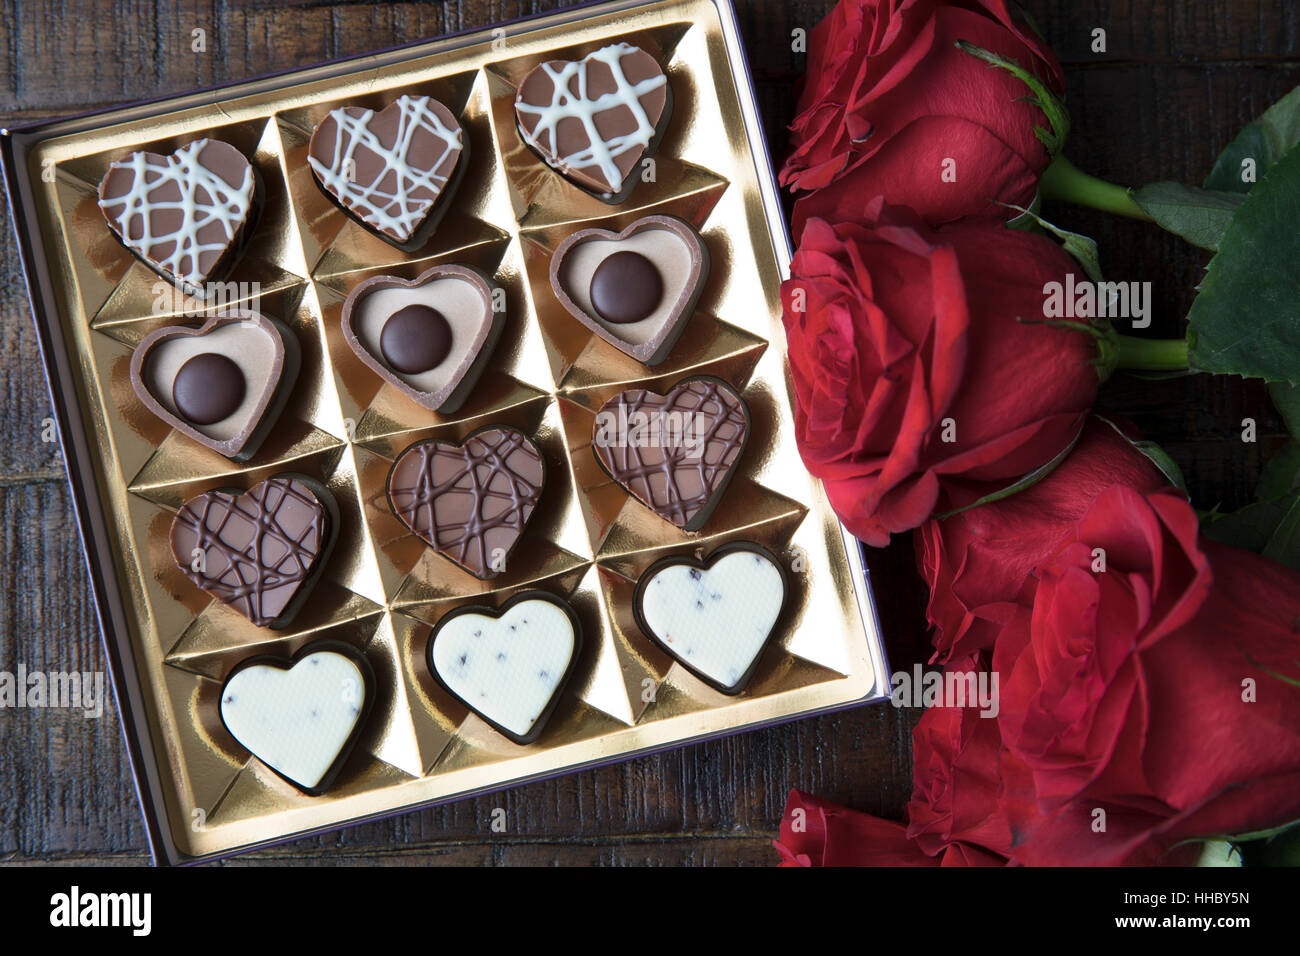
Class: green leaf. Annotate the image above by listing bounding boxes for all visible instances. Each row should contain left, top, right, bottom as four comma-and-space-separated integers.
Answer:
1204, 85, 1300, 194
1130, 439, 1188, 493
1201, 495, 1295, 554
1195, 840, 1243, 867
1185, 144, 1300, 381
1000, 203, 1104, 282
1236, 822, 1300, 866
1255, 439, 1300, 499
1092, 415, 1188, 493
1261, 495, 1300, 570
1202, 491, 1300, 572
933, 427, 1082, 520
955, 41, 1069, 157
1129, 182, 1244, 251
1270, 381, 1300, 437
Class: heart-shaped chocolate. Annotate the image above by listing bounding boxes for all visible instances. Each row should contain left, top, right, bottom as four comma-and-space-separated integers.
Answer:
428, 591, 582, 745
308, 95, 465, 246
388, 426, 546, 579
129, 310, 300, 461
634, 543, 786, 694
98, 139, 257, 297
592, 376, 749, 531
341, 264, 504, 413
514, 42, 670, 200
220, 642, 373, 795
550, 215, 708, 366
170, 475, 338, 629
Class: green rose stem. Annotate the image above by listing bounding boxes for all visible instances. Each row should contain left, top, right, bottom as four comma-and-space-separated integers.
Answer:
1112, 334, 1189, 370
1093, 330, 1189, 379
1041, 154, 1153, 221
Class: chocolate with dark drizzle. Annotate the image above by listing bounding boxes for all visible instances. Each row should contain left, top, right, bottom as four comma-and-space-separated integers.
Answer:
593, 378, 748, 530
388, 427, 545, 579
169, 477, 329, 627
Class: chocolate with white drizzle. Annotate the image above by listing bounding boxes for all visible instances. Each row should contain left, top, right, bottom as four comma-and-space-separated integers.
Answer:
309, 95, 465, 246
514, 43, 670, 200
98, 139, 257, 297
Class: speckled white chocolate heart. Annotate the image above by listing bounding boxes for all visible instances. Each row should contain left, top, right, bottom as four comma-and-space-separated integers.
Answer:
637, 547, 785, 693
220, 649, 368, 793
430, 596, 577, 742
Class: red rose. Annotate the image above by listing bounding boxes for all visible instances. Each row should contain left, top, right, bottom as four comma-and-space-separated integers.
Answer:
995, 486, 1300, 864
905, 659, 1013, 863
782, 0, 1065, 230
774, 790, 938, 866
775, 786, 1003, 866
781, 202, 1099, 546
916, 416, 1173, 663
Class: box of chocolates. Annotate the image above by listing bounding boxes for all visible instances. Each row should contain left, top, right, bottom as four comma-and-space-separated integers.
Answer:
1, 0, 889, 863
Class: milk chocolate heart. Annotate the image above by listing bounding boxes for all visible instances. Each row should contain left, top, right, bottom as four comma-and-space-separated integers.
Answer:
170, 475, 339, 629
427, 591, 582, 745
341, 264, 504, 414
388, 426, 546, 579
550, 215, 708, 366
129, 310, 300, 461
98, 139, 258, 297
220, 642, 373, 795
592, 376, 749, 531
309, 95, 465, 246
514, 42, 670, 201
634, 543, 786, 694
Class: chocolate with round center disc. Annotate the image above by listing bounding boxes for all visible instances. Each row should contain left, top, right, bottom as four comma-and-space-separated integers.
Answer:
380, 304, 453, 374
173, 352, 246, 425
590, 251, 663, 324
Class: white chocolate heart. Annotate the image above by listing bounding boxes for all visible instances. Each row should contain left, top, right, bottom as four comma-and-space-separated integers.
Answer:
638, 548, 785, 692
220, 649, 368, 793
431, 597, 577, 741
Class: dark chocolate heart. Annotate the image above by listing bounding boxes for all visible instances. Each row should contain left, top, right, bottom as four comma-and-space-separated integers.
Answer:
388, 426, 546, 579
592, 376, 749, 531
309, 94, 464, 245
514, 43, 669, 198
550, 215, 708, 366
170, 476, 336, 629
341, 264, 503, 414
98, 139, 256, 295
129, 310, 299, 461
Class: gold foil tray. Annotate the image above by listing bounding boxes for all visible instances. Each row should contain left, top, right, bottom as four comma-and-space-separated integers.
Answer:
5, 0, 887, 862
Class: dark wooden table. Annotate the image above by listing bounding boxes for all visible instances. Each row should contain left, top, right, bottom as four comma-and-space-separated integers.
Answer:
0, 0, 1293, 865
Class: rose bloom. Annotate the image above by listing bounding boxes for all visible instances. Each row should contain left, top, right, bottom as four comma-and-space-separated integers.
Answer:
781, 201, 1099, 547
782, 0, 1065, 230
995, 486, 1300, 865
905, 658, 1013, 865
916, 415, 1173, 663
